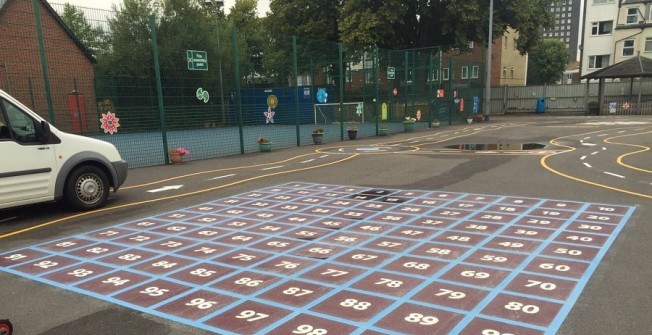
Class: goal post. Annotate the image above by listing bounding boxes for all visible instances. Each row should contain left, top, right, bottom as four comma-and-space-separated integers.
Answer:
313, 102, 365, 124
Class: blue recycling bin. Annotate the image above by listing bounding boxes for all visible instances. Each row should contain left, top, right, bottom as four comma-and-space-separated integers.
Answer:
536, 98, 545, 113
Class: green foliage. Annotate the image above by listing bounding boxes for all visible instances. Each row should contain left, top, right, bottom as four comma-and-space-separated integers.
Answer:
59, 4, 107, 54
527, 39, 569, 85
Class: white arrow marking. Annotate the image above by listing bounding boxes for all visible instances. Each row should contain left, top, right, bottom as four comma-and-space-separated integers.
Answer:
147, 185, 183, 193
261, 166, 284, 171
209, 174, 236, 180
604, 171, 625, 179
300, 159, 315, 163
583, 163, 592, 168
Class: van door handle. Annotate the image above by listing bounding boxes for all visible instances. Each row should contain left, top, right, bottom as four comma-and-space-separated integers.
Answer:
37, 146, 51, 150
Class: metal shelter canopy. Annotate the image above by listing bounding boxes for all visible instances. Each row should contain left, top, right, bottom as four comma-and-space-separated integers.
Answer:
581, 55, 652, 114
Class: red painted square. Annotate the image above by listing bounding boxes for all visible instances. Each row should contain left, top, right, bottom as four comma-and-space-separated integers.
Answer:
462, 249, 527, 269
514, 216, 566, 229
386, 227, 440, 240
481, 293, 563, 327
408, 216, 456, 229
301, 206, 339, 216
143, 237, 198, 251
130, 255, 196, 275
321, 232, 371, 246
169, 263, 235, 285
483, 237, 541, 253
185, 204, 224, 213
411, 281, 489, 311
554, 231, 608, 247
181, 228, 230, 240
114, 279, 192, 307
68, 243, 125, 259
333, 249, 394, 268
111, 233, 166, 245
151, 223, 200, 235
212, 250, 272, 266
458, 317, 544, 335
335, 209, 377, 221
210, 271, 282, 294
213, 233, 264, 246
566, 221, 616, 235
362, 237, 415, 252
76, 270, 151, 295
429, 208, 474, 219
240, 199, 281, 209
38, 238, 94, 252
500, 226, 555, 240
351, 271, 424, 297
44, 262, 112, 284
432, 232, 486, 246
85, 228, 133, 240
203, 301, 291, 335
291, 189, 319, 196
585, 204, 630, 216
440, 264, 510, 288
444, 201, 485, 211
374, 302, 464, 335
120, 219, 168, 230
395, 190, 428, 197
353, 201, 394, 212
504, 273, 577, 300
269, 194, 301, 202
459, 194, 500, 203
266, 314, 357, 335
382, 256, 447, 277
256, 256, 318, 275
298, 196, 328, 205
529, 208, 575, 219
450, 222, 503, 235
257, 280, 332, 307
176, 242, 231, 259
211, 197, 250, 205
309, 218, 357, 230
214, 207, 257, 217
484, 204, 530, 215
250, 238, 304, 252
540, 200, 584, 211
284, 227, 332, 240
410, 243, 470, 260
0, 249, 49, 267
318, 191, 349, 198
99, 249, 158, 266
467, 212, 517, 224
247, 223, 294, 235
154, 211, 200, 221
498, 197, 540, 207
273, 214, 319, 225
291, 244, 345, 259
524, 256, 589, 279
311, 290, 393, 322
425, 191, 463, 200
347, 222, 394, 234
156, 289, 237, 320
217, 218, 260, 229
367, 212, 417, 225
390, 204, 433, 215
324, 198, 363, 208
540, 243, 600, 262
300, 264, 366, 285
244, 211, 285, 221
410, 198, 444, 207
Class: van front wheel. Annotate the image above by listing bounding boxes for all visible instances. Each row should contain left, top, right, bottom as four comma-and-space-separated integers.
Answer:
65, 165, 110, 210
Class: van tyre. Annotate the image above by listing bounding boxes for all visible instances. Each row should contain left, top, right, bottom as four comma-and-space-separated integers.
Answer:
65, 165, 110, 210
0, 319, 13, 335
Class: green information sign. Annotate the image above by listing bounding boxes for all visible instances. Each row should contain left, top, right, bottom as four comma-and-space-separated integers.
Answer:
387, 66, 395, 80
187, 50, 208, 71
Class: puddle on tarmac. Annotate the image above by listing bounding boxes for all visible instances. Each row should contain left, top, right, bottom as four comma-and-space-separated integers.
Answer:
444, 143, 549, 151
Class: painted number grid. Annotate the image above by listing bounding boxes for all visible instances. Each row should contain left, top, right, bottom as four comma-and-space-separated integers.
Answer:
0, 183, 635, 335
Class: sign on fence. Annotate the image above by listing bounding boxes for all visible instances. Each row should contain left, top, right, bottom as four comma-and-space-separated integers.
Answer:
187, 50, 208, 71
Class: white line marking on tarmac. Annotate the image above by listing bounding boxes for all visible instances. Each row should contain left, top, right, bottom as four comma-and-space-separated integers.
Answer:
602, 147, 607, 151
300, 159, 315, 163
0, 216, 17, 223
147, 185, 183, 193
604, 171, 625, 179
580, 155, 587, 160
597, 133, 608, 137
209, 174, 236, 180
320, 155, 330, 158
581, 142, 597, 146
261, 166, 284, 171
591, 151, 599, 155
583, 163, 592, 168
618, 130, 626, 133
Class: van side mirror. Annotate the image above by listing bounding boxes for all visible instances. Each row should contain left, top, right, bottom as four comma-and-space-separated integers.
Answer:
36, 120, 51, 143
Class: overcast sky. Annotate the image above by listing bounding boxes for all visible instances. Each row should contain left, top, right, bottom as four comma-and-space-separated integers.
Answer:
57, 0, 270, 16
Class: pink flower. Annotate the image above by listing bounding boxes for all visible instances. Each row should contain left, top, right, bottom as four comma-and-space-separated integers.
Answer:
176, 147, 190, 156
100, 112, 120, 134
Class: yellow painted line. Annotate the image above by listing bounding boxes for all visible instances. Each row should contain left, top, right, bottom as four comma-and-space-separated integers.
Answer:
604, 130, 652, 174
540, 128, 652, 199
0, 154, 360, 240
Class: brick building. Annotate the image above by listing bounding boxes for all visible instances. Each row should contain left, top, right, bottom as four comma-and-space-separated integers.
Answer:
0, 0, 96, 133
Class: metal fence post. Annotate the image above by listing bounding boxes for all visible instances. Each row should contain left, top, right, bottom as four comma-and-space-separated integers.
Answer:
31, 0, 54, 124
293, 36, 300, 146
232, 27, 244, 154
149, 16, 169, 164
338, 43, 344, 140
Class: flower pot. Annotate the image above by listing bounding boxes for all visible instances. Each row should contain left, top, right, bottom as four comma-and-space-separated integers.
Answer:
378, 128, 388, 136
403, 121, 415, 132
312, 133, 324, 145
169, 151, 183, 164
466, 118, 473, 124
259, 142, 272, 152
347, 130, 358, 140
432, 121, 440, 128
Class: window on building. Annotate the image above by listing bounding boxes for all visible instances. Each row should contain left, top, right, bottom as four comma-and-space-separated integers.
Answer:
429, 69, 439, 82
504, 36, 508, 49
627, 8, 638, 24
510, 68, 514, 79
442, 68, 450, 81
646, 37, 652, 52
468, 41, 474, 49
589, 55, 610, 69
461, 66, 469, 79
472, 66, 479, 78
591, 21, 613, 35
568, 12, 572, 18
593, 0, 614, 4
623, 39, 635, 56
503, 67, 507, 78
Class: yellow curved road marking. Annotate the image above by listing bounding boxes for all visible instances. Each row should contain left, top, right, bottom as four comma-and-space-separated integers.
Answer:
0, 154, 359, 240
604, 130, 652, 174
541, 128, 652, 199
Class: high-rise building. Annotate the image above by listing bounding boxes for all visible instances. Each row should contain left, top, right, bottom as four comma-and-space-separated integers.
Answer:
542, 0, 584, 61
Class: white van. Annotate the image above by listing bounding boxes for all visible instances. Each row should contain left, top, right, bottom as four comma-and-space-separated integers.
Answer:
0, 89, 127, 210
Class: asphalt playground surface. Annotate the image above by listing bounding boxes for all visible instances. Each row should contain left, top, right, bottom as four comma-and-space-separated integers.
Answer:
0, 115, 650, 335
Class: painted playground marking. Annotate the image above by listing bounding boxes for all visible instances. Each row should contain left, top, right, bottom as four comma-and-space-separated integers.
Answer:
0, 183, 635, 335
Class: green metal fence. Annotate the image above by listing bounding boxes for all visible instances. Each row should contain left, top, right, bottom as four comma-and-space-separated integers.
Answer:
1, 1, 484, 168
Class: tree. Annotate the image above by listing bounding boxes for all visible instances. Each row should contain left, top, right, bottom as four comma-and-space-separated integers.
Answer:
227, 0, 266, 83
59, 4, 107, 54
527, 39, 569, 85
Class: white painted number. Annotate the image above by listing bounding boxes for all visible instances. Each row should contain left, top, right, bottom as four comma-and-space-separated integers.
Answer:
292, 325, 328, 335
235, 310, 269, 322
404, 313, 439, 325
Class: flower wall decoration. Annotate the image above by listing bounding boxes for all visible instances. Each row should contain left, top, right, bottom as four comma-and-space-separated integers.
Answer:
264, 107, 275, 124
100, 111, 120, 134
257, 137, 270, 144
174, 147, 190, 156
